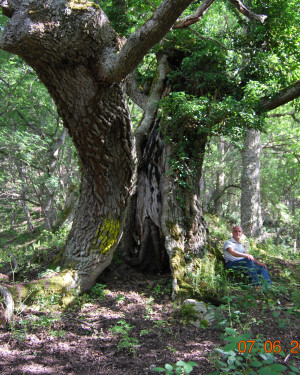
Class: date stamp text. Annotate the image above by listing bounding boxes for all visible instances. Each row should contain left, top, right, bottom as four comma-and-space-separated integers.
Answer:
238, 340, 299, 354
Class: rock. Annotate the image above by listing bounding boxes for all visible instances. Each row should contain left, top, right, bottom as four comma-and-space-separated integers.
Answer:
180, 299, 215, 328
0, 303, 6, 328
0, 273, 9, 282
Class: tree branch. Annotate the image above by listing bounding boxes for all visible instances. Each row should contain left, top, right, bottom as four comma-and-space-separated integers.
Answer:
104, 0, 195, 82
259, 80, 300, 113
188, 28, 228, 50
172, 0, 215, 29
228, 0, 267, 23
268, 111, 296, 118
135, 53, 169, 159
293, 153, 300, 163
125, 73, 148, 111
268, 111, 300, 123
213, 184, 241, 202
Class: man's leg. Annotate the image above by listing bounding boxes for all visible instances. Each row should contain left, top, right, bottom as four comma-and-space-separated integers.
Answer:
226, 259, 260, 286
254, 264, 272, 288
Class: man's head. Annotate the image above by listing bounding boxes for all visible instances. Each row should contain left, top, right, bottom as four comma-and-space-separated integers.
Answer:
232, 225, 243, 242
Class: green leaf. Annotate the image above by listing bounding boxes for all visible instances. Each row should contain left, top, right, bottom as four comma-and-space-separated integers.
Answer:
289, 364, 300, 373
187, 361, 198, 367
258, 363, 287, 375
250, 359, 263, 368
176, 361, 186, 367
269, 364, 287, 371
183, 363, 193, 373
223, 342, 238, 352
225, 327, 237, 336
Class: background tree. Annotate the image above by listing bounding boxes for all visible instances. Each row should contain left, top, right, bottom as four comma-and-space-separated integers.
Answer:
0, 47, 79, 233
240, 128, 263, 239
202, 105, 300, 248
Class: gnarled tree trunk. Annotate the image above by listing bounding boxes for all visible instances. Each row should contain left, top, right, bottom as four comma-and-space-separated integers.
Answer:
0, 1, 135, 292
121, 114, 224, 302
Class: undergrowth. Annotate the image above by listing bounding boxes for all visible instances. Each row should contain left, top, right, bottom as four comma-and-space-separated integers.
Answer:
0, 215, 299, 374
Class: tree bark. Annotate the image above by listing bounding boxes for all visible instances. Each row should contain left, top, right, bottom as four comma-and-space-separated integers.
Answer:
122, 120, 224, 301
259, 80, 300, 112
0, 2, 136, 291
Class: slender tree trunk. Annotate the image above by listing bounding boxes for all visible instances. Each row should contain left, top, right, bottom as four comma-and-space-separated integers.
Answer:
241, 129, 264, 239
41, 128, 68, 231
213, 138, 225, 215
15, 161, 34, 232
10, 207, 16, 231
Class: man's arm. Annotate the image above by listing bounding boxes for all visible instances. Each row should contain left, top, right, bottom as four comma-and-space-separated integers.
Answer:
227, 247, 267, 268
253, 259, 267, 268
226, 246, 255, 261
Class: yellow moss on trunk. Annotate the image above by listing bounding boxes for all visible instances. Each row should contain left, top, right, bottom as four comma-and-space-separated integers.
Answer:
89, 218, 120, 256
67, 0, 100, 10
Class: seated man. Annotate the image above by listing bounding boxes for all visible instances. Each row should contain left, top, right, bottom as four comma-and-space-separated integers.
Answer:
223, 225, 271, 289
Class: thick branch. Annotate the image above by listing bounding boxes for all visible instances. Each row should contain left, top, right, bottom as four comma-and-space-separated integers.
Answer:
268, 111, 296, 118
135, 54, 169, 159
125, 73, 148, 111
172, 0, 215, 29
228, 0, 267, 23
259, 81, 300, 113
104, 0, 194, 82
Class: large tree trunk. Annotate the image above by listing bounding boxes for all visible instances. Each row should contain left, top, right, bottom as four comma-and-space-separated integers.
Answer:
241, 129, 264, 239
0, 3, 135, 292
55, 81, 135, 292
0, 1, 225, 298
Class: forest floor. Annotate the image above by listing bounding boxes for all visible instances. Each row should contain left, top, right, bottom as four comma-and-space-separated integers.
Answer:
0, 256, 299, 375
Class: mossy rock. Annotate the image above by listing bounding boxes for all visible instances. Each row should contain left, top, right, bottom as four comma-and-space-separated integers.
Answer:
180, 299, 215, 327
5, 269, 78, 311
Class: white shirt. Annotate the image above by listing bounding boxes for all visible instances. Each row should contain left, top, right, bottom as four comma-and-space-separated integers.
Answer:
223, 237, 246, 263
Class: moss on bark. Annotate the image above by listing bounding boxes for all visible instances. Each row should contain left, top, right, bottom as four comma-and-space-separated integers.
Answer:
91, 218, 120, 256
170, 246, 225, 304
67, 0, 100, 10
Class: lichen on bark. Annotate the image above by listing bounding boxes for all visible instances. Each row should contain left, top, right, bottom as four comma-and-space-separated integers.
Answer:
93, 218, 120, 256
67, 0, 100, 10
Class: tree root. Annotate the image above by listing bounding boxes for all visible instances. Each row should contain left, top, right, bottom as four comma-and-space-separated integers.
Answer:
0, 269, 78, 329
0, 286, 14, 327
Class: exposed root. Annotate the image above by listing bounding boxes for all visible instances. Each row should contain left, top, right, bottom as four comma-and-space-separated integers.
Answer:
0, 286, 14, 326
